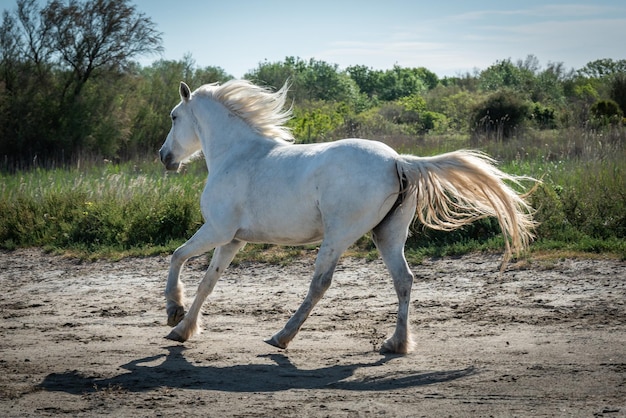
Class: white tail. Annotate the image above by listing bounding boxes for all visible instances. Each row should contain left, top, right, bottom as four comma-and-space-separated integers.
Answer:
396, 150, 536, 265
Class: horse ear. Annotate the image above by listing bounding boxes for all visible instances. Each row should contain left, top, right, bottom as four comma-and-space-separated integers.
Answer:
180, 82, 191, 102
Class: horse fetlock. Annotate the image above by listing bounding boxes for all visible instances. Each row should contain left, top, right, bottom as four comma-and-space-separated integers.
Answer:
167, 306, 186, 327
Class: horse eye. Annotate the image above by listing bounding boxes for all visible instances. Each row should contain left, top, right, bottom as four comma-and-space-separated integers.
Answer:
171, 115, 177, 121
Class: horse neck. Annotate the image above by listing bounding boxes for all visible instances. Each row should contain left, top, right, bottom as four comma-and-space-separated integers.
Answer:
194, 98, 275, 168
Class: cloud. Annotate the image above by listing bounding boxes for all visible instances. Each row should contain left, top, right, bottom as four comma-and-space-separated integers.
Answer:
313, 3, 626, 76
451, 3, 620, 21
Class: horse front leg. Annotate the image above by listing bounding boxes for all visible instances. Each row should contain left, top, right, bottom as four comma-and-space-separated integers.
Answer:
166, 239, 246, 342
265, 244, 341, 349
165, 247, 193, 328
164, 223, 229, 328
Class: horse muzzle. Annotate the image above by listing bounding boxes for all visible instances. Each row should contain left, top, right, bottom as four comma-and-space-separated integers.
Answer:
160, 149, 180, 171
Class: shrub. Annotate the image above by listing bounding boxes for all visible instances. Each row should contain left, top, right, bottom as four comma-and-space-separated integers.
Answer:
590, 99, 623, 126
471, 90, 530, 140
530, 103, 558, 129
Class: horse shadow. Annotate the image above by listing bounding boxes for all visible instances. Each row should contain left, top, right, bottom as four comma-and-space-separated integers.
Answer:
39, 345, 476, 394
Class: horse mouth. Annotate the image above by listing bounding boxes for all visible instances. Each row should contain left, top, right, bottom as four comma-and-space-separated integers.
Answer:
164, 161, 180, 171
160, 151, 180, 171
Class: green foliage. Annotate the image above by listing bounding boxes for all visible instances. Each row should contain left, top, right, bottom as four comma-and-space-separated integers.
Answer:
609, 74, 626, 116
578, 58, 626, 78
471, 90, 530, 140
2, 126, 624, 259
0, 164, 204, 254
529, 103, 558, 129
479, 58, 534, 93
0, 0, 162, 165
529, 64, 567, 105
288, 100, 348, 143
245, 56, 360, 106
397, 94, 427, 113
426, 86, 480, 132
390, 95, 448, 134
346, 64, 436, 101
590, 99, 623, 126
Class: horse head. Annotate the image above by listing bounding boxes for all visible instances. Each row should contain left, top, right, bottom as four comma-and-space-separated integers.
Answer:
159, 82, 201, 171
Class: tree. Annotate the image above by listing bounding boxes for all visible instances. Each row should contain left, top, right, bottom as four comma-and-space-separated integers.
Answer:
346, 64, 381, 98
301, 58, 359, 103
0, 0, 163, 165
377, 65, 428, 101
609, 73, 626, 116
478, 58, 534, 93
413, 67, 439, 90
578, 58, 626, 78
43, 0, 163, 100
245, 56, 307, 97
246, 57, 360, 106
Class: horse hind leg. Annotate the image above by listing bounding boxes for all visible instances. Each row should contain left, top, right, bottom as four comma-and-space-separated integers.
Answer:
372, 197, 417, 354
166, 239, 246, 342
265, 242, 344, 349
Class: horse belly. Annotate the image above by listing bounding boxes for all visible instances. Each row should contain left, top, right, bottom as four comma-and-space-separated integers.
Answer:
235, 202, 324, 245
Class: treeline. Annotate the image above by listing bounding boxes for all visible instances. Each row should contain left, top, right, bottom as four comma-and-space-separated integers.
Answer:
1, 0, 625, 169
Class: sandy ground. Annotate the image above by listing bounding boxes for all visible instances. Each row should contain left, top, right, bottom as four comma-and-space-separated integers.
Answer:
0, 248, 624, 417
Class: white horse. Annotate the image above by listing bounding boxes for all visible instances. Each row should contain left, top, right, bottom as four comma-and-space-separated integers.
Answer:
158, 79, 535, 354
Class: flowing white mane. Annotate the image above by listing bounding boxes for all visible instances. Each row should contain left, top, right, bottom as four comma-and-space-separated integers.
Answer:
195, 80, 294, 142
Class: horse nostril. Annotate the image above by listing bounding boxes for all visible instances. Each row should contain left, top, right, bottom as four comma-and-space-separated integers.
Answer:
160, 150, 171, 166
160, 151, 179, 171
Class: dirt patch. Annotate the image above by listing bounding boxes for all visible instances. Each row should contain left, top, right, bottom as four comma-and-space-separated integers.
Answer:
1, 249, 625, 417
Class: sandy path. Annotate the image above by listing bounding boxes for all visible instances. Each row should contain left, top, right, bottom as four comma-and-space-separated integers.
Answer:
1, 249, 625, 417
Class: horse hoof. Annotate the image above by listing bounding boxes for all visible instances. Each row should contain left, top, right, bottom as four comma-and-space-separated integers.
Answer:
264, 337, 287, 349
379, 344, 395, 354
165, 329, 186, 343
379, 337, 412, 355
167, 307, 185, 327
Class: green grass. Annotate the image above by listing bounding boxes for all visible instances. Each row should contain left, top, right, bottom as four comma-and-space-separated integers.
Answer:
0, 161, 205, 258
1, 126, 625, 262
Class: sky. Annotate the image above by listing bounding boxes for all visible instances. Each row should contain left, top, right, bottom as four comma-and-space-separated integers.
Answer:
28, 0, 626, 78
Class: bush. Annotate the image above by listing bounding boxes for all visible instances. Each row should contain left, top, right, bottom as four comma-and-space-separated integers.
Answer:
530, 103, 558, 129
471, 90, 530, 140
590, 99, 623, 126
